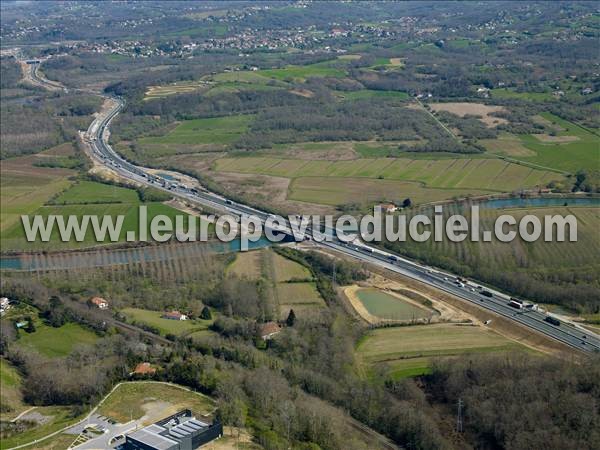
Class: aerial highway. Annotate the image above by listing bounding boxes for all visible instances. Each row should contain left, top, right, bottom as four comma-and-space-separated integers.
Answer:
79, 94, 600, 355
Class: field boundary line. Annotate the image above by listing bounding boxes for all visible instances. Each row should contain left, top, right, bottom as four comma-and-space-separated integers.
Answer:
496, 155, 569, 175
414, 99, 460, 141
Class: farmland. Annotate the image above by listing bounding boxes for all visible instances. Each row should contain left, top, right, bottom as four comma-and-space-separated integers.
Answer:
1, 180, 189, 251
97, 382, 215, 425
228, 249, 326, 320
121, 307, 214, 336
258, 63, 346, 81
0, 144, 76, 233
213, 155, 560, 207
51, 180, 139, 205
16, 322, 99, 358
514, 113, 600, 172
272, 251, 312, 281
356, 323, 523, 379
139, 115, 254, 147
227, 249, 263, 278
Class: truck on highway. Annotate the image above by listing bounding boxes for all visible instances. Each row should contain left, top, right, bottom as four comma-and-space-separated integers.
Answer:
480, 290, 493, 298
544, 316, 561, 326
508, 300, 523, 309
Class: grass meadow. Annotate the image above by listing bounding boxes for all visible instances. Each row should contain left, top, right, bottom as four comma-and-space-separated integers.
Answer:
121, 307, 214, 336
213, 155, 560, 206
140, 115, 254, 146
357, 324, 523, 379
1, 144, 76, 234
1, 180, 191, 251
97, 382, 214, 424
16, 322, 98, 358
516, 113, 600, 172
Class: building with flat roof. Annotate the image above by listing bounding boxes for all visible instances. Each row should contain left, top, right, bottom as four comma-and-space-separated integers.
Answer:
125, 410, 222, 450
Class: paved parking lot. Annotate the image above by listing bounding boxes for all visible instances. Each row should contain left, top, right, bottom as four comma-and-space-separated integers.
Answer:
66, 414, 140, 449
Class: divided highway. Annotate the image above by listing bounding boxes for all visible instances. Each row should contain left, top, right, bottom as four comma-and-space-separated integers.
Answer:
83, 96, 600, 355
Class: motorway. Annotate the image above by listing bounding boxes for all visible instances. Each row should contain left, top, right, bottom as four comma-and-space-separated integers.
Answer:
80, 95, 600, 355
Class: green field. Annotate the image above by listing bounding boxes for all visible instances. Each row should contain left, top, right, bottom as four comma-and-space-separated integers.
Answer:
259, 63, 346, 81
276, 282, 326, 321
214, 155, 560, 206
357, 324, 522, 379
272, 251, 312, 281
140, 115, 254, 146
355, 288, 433, 321
1, 358, 25, 419
52, 180, 139, 204
121, 308, 213, 336
97, 382, 214, 424
0, 358, 20, 388
227, 249, 263, 279
16, 322, 98, 357
515, 113, 600, 172
1, 147, 75, 233
215, 156, 559, 191
1, 199, 187, 251
339, 90, 409, 101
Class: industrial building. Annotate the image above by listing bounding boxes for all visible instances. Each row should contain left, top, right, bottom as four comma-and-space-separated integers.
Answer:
125, 410, 222, 450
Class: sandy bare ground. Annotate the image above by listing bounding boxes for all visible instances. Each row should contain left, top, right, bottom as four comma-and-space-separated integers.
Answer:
389, 57, 404, 66
430, 102, 508, 127
289, 88, 315, 98
342, 274, 471, 326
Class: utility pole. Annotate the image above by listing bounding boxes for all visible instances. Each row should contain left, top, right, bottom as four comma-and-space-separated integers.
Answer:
456, 398, 464, 433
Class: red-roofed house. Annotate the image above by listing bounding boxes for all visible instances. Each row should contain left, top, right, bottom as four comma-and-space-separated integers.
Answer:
258, 322, 281, 341
90, 297, 109, 309
132, 362, 156, 376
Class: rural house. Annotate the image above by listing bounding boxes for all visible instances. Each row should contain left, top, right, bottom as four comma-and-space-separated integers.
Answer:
259, 322, 282, 340
162, 310, 188, 321
90, 297, 109, 309
132, 362, 157, 376
378, 203, 398, 214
